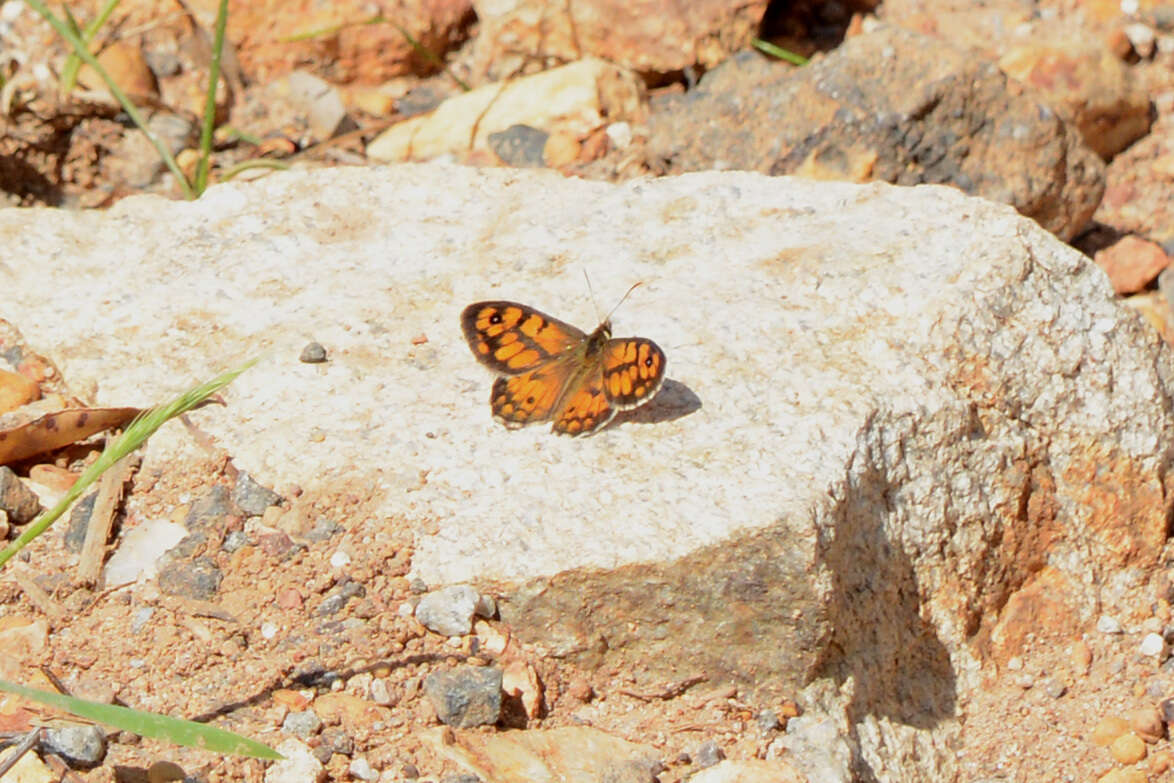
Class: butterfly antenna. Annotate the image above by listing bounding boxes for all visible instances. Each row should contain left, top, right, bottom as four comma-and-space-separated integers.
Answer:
583, 269, 603, 324
604, 281, 643, 324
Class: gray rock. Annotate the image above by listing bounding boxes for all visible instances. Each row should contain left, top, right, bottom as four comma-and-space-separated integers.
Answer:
317, 580, 365, 616
222, 529, 249, 552
647, 27, 1103, 241
299, 341, 328, 363
348, 758, 378, 781
265, 738, 325, 783
305, 518, 342, 542
488, 124, 548, 168
62, 492, 97, 552
185, 485, 236, 531
233, 471, 283, 516
131, 606, 154, 633
0, 466, 40, 524
424, 666, 503, 728
415, 584, 493, 637
282, 710, 323, 739
695, 739, 724, 768
157, 556, 222, 600
41, 724, 107, 768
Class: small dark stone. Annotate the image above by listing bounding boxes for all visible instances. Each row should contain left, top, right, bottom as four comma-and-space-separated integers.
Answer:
395, 85, 446, 117
401, 762, 420, 779
282, 710, 323, 739
306, 518, 342, 542
0, 466, 41, 524
320, 727, 353, 756
222, 530, 249, 553
601, 759, 659, 783
41, 725, 107, 768
440, 775, 481, 783
311, 743, 333, 765
232, 471, 282, 516
487, 124, 548, 168
317, 580, 366, 617
184, 485, 236, 531
166, 532, 207, 559
694, 739, 724, 768
1160, 697, 1174, 723
756, 709, 781, 731
299, 342, 328, 363
63, 493, 98, 552
157, 556, 223, 600
424, 666, 503, 728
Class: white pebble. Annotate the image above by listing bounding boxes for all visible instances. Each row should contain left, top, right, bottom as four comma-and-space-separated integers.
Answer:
1140, 632, 1166, 657
329, 550, 351, 568
261, 621, 279, 639
1096, 615, 1123, 634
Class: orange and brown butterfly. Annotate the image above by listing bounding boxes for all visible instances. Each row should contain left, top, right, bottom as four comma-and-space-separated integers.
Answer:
460, 298, 666, 436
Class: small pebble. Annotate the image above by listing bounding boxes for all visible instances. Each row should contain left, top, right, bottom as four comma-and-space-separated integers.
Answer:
261, 622, 279, 639
370, 678, 395, 706
1070, 641, 1093, 674
1110, 732, 1147, 764
1097, 615, 1124, 634
299, 342, 328, 363
1043, 678, 1066, 699
1092, 716, 1131, 746
423, 666, 503, 728
1006, 656, 1023, 671
348, 758, 378, 781
233, 472, 283, 516
415, 584, 490, 637
1159, 697, 1174, 723
281, 710, 323, 739
401, 763, 420, 778
1015, 674, 1034, 690
1141, 633, 1167, 658
694, 739, 724, 768
131, 607, 155, 633
41, 725, 107, 768
1130, 707, 1164, 742
222, 530, 249, 553
756, 709, 781, 731
330, 550, 351, 569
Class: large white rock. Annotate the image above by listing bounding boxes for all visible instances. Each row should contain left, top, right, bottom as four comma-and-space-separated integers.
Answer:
3, 164, 1171, 782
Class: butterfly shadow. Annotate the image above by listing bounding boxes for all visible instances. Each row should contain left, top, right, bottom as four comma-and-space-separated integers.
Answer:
610, 377, 700, 431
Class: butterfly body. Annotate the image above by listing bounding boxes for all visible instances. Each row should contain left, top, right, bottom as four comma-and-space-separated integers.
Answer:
461, 301, 666, 436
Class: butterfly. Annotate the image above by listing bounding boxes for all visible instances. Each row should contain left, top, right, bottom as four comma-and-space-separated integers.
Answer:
461, 300, 666, 436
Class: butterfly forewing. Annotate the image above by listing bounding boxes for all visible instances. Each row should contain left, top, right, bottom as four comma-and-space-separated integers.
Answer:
600, 338, 666, 410
461, 301, 586, 376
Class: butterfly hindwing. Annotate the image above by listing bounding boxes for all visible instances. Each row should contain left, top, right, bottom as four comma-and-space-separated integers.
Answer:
600, 338, 666, 410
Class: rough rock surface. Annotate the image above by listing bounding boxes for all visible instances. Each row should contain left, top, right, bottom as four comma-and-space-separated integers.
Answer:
3, 164, 1172, 781
647, 25, 1105, 240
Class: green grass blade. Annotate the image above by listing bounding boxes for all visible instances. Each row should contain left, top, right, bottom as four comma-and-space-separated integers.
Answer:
751, 37, 809, 66
25, 0, 196, 199
194, 0, 229, 194
219, 158, 291, 182
60, 0, 122, 93
0, 680, 282, 760
0, 358, 258, 569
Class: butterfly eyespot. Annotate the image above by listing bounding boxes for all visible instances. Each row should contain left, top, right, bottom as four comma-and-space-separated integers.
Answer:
643, 356, 655, 367
489, 313, 503, 325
